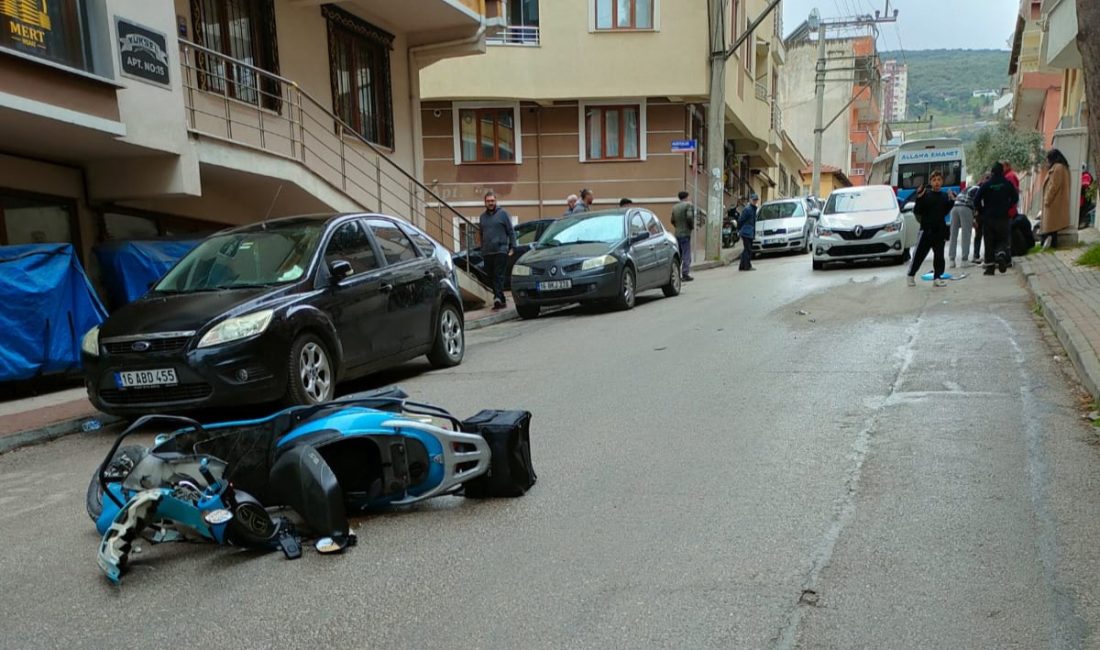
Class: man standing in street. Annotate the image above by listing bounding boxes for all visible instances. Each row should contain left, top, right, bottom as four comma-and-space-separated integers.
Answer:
570, 189, 594, 214
948, 181, 980, 268
478, 190, 516, 310
564, 194, 578, 216
976, 163, 1019, 276
738, 194, 759, 271
671, 191, 695, 282
906, 170, 954, 287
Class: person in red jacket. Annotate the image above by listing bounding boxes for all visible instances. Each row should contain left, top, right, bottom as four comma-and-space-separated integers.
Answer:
1002, 160, 1021, 219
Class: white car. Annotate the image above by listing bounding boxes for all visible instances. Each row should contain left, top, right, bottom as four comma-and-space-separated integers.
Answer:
811, 185, 919, 270
751, 197, 820, 255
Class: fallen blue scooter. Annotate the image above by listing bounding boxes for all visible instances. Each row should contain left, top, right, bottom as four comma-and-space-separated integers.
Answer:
86, 387, 536, 584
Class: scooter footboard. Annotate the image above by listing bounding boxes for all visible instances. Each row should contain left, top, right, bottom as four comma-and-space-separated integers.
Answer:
460, 410, 536, 498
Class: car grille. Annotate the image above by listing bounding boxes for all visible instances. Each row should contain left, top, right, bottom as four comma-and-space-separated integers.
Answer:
104, 336, 191, 355
826, 243, 892, 257
837, 227, 883, 241
762, 241, 791, 249
761, 228, 788, 236
99, 383, 213, 405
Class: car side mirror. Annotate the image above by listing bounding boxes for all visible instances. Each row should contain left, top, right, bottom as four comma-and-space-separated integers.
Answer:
630, 232, 648, 244
903, 202, 916, 212
328, 259, 353, 283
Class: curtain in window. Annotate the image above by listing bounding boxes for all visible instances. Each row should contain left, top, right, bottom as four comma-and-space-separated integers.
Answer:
460, 110, 478, 161
595, 0, 612, 29
623, 107, 639, 158
497, 110, 516, 161
588, 109, 603, 159
635, 0, 653, 28
606, 109, 620, 158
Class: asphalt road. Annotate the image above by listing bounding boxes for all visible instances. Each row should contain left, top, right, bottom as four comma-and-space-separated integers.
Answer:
2, 253, 1100, 649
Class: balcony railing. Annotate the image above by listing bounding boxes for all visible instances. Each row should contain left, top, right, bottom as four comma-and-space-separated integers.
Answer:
177, 40, 485, 285
755, 82, 769, 102
486, 25, 540, 46
771, 102, 783, 134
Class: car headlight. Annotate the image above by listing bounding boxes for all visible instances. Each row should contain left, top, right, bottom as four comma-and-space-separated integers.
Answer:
816, 227, 836, 238
197, 310, 274, 349
81, 326, 100, 357
882, 218, 904, 233
580, 255, 616, 271
512, 264, 532, 276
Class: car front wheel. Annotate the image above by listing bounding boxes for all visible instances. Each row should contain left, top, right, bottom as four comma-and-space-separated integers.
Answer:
612, 266, 636, 311
284, 334, 334, 407
427, 302, 464, 368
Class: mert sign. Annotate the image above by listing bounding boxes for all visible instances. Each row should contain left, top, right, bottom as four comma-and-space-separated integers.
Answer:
117, 18, 170, 87
671, 139, 698, 153
897, 148, 962, 164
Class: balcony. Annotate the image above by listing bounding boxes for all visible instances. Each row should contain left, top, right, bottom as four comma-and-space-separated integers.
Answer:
755, 81, 769, 103
486, 25, 540, 46
1042, 0, 1081, 69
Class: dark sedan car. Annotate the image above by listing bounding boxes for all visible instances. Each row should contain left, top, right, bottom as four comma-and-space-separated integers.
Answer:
451, 218, 555, 289
509, 208, 681, 319
81, 213, 465, 416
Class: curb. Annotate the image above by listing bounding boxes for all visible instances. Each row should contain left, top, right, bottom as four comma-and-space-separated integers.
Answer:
1019, 259, 1100, 402
467, 309, 519, 331
0, 413, 123, 455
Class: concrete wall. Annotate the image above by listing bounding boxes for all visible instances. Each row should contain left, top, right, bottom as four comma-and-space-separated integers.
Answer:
780, 40, 852, 176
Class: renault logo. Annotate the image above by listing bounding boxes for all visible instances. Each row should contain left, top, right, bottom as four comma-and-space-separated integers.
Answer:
853, 225, 864, 238
131, 341, 151, 352
550, 266, 558, 276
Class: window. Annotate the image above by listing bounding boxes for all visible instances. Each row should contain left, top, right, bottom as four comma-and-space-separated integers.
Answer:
584, 105, 641, 160
325, 220, 380, 275
191, 0, 281, 111
0, 0, 90, 71
0, 193, 75, 246
643, 213, 663, 236
401, 224, 437, 257
594, 0, 653, 30
898, 161, 962, 190
325, 5, 394, 148
367, 219, 419, 265
516, 222, 540, 245
458, 108, 517, 163
628, 212, 646, 237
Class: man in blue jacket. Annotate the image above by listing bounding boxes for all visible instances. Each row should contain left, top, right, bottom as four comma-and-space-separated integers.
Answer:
478, 190, 516, 310
738, 194, 759, 271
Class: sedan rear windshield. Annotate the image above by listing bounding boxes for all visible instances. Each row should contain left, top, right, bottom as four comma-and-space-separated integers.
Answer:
538, 213, 625, 246
758, 202, 806, 220
824, 190, 897, 214
155, 225, 325, 293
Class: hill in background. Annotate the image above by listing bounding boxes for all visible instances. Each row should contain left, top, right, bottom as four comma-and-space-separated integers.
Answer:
877, 49, 1011, 125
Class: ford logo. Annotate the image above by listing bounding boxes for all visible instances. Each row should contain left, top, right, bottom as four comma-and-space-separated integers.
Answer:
550, 266, 558, 276
131, 341, 151, 352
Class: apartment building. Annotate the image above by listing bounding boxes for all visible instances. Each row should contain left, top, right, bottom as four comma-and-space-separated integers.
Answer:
882, 59, 907, 122
0, 0, 492, 301
780, 29, 888, 187
417, 0, 796, 258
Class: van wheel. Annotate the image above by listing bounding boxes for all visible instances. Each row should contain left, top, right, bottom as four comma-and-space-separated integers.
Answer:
427, 303, 464, 368
284, 334, 334, 407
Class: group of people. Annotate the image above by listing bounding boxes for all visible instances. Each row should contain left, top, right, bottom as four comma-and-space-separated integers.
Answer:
906, 149, 1074, 286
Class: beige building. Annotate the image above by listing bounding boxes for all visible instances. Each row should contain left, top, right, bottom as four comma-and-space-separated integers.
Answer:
0, 0, 492, 301
418, 0, 799, 258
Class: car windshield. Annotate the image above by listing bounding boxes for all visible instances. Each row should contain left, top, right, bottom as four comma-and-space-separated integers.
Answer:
154, 224, 325, 293
824, 189, 897, 214
758, 202, 805, 220
538, 213, 625, 246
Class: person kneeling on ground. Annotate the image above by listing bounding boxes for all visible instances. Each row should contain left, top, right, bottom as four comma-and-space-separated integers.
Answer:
907, 170, 954, 287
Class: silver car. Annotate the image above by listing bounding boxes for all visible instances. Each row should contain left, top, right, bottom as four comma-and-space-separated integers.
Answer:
811, 185, 917, 270
752, 197, 821, 256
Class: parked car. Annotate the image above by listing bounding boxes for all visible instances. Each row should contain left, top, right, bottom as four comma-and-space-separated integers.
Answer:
812, 185, 915, 270
510, 208, 681, 319
81, 213, 465, 416
451, 218, 556, 289
751, 197, 820, 256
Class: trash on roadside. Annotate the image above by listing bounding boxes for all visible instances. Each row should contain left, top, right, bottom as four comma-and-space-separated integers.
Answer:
1054, 355, 1064, 362
81, 419, 102, 432
1086, 411, 1100, 422
796, 309, 809, 316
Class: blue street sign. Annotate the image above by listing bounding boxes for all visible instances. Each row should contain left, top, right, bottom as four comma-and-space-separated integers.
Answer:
671, 139, 697, 152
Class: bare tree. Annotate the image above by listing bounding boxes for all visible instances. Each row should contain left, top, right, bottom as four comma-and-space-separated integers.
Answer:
1078, 0, 1100, 166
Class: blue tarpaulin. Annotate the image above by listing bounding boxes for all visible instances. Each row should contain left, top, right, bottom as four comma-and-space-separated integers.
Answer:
94, 239, 199, 307
0, 244, 108, 382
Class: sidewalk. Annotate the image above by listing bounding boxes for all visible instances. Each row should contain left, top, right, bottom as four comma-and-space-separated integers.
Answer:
1019, 227, 1100, 402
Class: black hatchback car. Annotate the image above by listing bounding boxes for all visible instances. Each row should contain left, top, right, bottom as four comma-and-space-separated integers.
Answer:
510, 208, 681, 319
81, 214, 465, 416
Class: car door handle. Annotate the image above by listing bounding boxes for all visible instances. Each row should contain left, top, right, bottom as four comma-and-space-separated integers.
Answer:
380, 282, 394, 293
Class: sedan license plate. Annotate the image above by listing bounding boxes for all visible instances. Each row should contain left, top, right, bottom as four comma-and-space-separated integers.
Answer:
115, 368, 178, 389
538, 279, 572, 291
764, 237, 784, 245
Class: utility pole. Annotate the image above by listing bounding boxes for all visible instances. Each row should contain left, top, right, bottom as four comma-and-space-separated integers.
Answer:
705, 0, 782, 260
809, 1, 898, 198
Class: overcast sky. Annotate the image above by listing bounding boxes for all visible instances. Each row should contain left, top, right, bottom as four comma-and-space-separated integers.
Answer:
780, 0, 1017, 51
